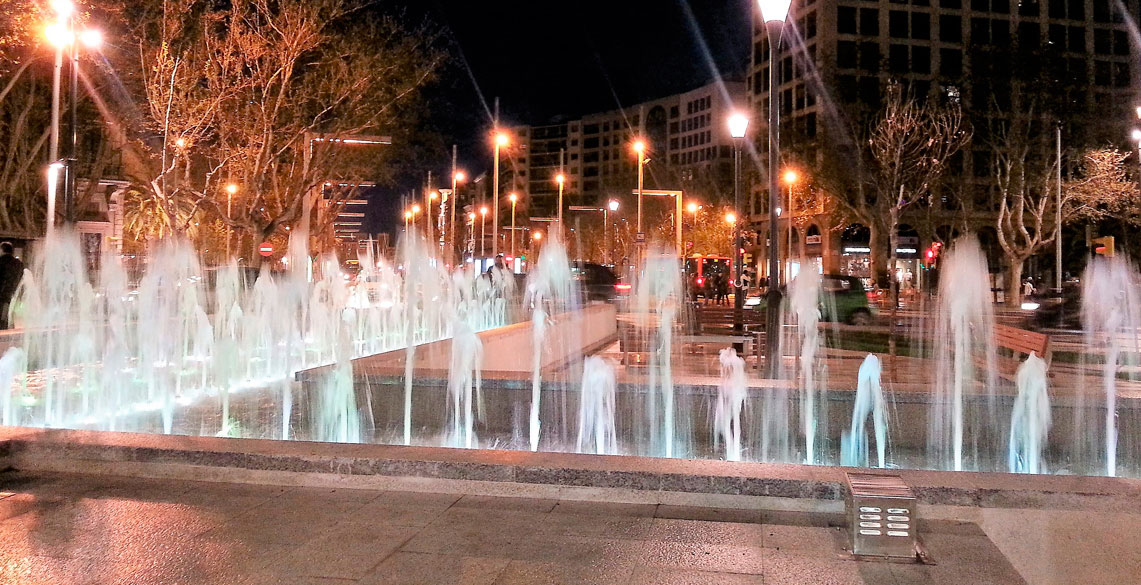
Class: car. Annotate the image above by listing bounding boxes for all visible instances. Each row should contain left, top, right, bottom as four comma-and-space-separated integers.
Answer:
571, 261, 630, 302
748, 274, 874, 325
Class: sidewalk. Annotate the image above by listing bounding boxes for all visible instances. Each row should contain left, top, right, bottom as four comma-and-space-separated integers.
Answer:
1, 470, 1135, 585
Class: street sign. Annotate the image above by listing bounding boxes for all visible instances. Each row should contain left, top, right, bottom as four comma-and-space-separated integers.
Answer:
258, 242, 274, 257
635, 232, 646, 243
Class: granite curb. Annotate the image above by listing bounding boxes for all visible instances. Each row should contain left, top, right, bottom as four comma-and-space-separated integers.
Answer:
0, 427, 1137, 509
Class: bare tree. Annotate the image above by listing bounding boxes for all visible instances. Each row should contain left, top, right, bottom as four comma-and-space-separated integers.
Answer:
867, 83, 971, 306
115, 0, 443, 254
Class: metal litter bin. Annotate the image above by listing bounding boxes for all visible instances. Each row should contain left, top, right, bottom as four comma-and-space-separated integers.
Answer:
845, 472, 917, 559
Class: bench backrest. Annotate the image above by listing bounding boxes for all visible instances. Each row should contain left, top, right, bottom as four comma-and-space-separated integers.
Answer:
994, 323, 1049, 357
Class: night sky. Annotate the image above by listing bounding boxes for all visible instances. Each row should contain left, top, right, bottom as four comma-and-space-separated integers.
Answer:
368, 0, 753, 235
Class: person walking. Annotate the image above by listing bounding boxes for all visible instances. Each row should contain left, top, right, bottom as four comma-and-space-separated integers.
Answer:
0, 242, 24, 329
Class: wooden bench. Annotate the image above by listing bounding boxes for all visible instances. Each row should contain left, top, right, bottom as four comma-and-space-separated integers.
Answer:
692, 306, 766, 335
992, 323, 1051, 381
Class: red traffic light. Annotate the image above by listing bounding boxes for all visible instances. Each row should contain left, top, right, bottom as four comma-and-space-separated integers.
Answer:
925, 248, 935, 261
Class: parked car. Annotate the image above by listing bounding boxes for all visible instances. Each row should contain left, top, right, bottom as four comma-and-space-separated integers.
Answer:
748, 274, 874, 325
571, 261, 630, 302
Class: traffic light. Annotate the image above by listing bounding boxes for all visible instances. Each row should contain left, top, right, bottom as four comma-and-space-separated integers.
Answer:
1092, 236, 1115, 257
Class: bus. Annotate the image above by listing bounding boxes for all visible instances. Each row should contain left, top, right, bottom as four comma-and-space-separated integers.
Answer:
684, 254, 731, 299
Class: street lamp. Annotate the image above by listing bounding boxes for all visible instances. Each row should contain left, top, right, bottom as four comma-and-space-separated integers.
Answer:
608, 199, 620, 265
555, 172, 566, 230
427, 190, 438, 238
404, 210, 413, 232
493, 131, 509, 256
783, 169, 800, 266
729, 112, 749, 352
225, 183, 239, 258
632, 140, 647, 236
451, 170, 465, 259
759, 0, 793, 376
509, 192, 518, 262
44, 1, 103, 228
479, 206, 489, 258
468, 211, 476, 259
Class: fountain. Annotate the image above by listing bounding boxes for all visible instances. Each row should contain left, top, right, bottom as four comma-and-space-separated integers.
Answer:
786, 269, 823, 464
525, 232, 573, 452
715, 348, 747, 461
1008, 352, 1050, 474
841, 354, 887, 468
1081, 254, 1141, 477
635, 247, 685, 458
929, 235, 998, 472
577, 355, 617, 455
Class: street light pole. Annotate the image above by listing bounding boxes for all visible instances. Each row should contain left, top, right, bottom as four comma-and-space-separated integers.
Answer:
493, 132, 508, 256
760, 0, 792, 376
480, 206, 488, 259
510, 193, 518, 263
634, 140, 646, 236
1055, 123, 1063, 292
729, 113, 750, 353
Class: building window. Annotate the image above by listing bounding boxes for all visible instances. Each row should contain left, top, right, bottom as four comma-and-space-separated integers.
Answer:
1115, 62, 1131, 87
860, 42, 880, 72
939, 0, 960, 7
1067, 0, 1083, 19
993, 19, 1010, 46
806, 113, 817, 138
858, 77, 881, 105
940, 48, 963, 78
913, 46, 931, 73
1114, 30, 1129, 55
971, 18, 990, 44
971, 0, 986, 11
1019, 0, 1039, 16
860, 8, 879, 35
890, 44, 909, 72
584, 124, 598, 135
806, 11, 817, 38
889, 11, 908, 38
1017, 22, 1040, 48
838, 75, 858, 103
1094, 29, 1110, 54
1067, 58, 1087, 84
839, 40, 858, 67
1048, 24, 1065, 46
911, 12, 930, 39
940, 15, 961, 42
1094, 60, 1111, 86
1048, 0, 1064, 18
992, 0, 1009, 13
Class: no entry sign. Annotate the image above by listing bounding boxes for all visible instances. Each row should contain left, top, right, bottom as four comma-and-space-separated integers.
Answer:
258, 242, 274, 257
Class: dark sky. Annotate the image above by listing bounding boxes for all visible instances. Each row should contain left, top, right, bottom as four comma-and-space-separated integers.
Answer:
368, 0, 752, 235
428, 0, 752, 125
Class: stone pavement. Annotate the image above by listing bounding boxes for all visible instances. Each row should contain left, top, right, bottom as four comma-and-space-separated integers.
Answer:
6, 471, 1124, 585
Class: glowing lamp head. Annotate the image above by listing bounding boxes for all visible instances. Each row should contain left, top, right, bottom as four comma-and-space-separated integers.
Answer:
79, 29, 102, 48
51, 0, 74, 17
429, 191, 438, 201
174, 137, 188, 149
783, 169, 799, 184
1132, 129, 1141, 142
495, 132, 509, 147
454, 171, 465, 182
468, 212, 476, 220
555, 173, 565, 185
632, 140, 646, 154
480, 206, 488, 216
728, 113, 750, 138
411, 204, 421, 214
404, 211, 412, 220
45, 23, 70, 47
608, 200, 620, 211
225, 184, 238, 195
726, 212, 737, 224
758, 0, 793, 22
509, 193, 518, 203
533, 232, 542, 241
687, 202, 699, 214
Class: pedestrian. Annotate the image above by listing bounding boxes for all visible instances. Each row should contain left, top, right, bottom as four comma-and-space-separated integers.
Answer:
0, 242, 24, 329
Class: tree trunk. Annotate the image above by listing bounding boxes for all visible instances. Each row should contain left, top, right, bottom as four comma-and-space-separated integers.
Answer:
1006, 258, 1025, 307
868, 226, 888, 290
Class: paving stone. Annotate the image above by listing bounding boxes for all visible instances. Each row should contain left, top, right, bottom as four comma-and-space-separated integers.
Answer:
646, 517, 768, 546
491, 559, 637, 585
358, 551, 510, 585
453, 494, 558, 512
639, 540, 765, 574
654, 504, 765, 524
762, 524, 846, 553
551, 500, 659, 517
763, 550, 891, 585
629, 565, 764, 585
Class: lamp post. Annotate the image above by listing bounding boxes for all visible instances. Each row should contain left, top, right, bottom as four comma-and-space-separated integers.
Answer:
493, 132, 508, 256
632, 140, 647, 237
480, 206, 489, 259
608, 199, 620, 265
783, 169, 800, 273
45, 3, 102, 227
759, 0, 793, 376
728, 113, 749, 351
556, 172, 566, 233
468, 212, 476, 259
225, 183, 238, 258
404, 210, 412, 233
452, 170, 465, 260
509, 192, 518, 263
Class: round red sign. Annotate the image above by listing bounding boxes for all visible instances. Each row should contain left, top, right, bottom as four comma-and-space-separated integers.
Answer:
258, 242, 274, 257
